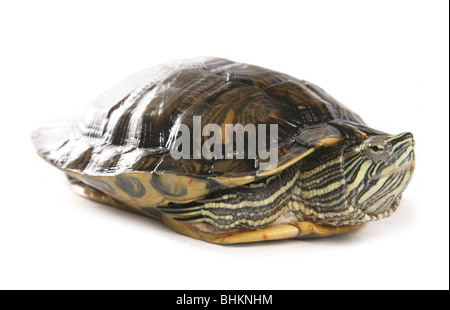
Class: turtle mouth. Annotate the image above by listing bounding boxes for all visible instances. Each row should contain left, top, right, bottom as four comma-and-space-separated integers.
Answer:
369, 161, 415, 181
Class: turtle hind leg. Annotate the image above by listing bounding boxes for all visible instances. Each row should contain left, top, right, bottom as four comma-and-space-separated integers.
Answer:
66, 174, 148, 217
161, 214, 364, 244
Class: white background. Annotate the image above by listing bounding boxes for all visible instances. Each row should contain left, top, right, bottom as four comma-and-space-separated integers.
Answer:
0, 0, 448, 290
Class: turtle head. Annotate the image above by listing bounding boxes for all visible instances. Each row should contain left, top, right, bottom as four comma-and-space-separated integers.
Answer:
343, 132, 415, 220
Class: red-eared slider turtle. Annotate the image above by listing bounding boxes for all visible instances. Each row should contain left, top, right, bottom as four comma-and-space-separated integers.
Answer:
33, 57, 415, 243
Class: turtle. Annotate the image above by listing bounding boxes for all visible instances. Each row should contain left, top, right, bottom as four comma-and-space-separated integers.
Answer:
33, 57, 415, 244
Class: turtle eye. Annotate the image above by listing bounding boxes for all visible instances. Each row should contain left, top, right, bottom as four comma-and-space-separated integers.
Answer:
364, 139, 387, 159
368, 142, 385, 156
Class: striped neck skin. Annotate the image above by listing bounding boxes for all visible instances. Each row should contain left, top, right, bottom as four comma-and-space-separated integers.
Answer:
296, 132, 415, 226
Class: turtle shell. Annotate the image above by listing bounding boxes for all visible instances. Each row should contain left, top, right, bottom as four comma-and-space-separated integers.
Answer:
33, 57, 384, 207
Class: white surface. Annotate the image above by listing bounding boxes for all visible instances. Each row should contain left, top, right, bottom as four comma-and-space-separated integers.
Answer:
0, 0, 448, 290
